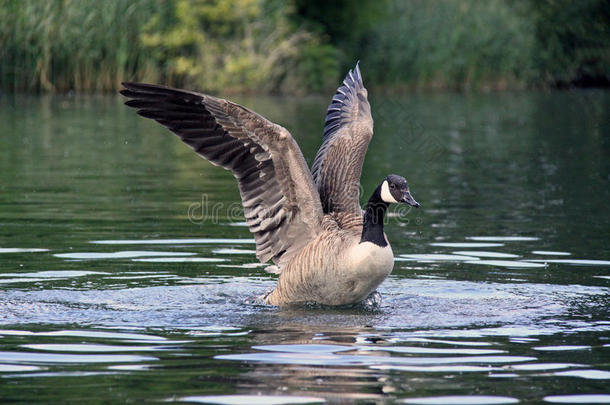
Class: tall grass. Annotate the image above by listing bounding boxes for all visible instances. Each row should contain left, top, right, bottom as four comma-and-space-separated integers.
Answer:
0, 0, 337, 94
0, 0, 606, 93
362, 0, 536, 91
0, 0, 163, 92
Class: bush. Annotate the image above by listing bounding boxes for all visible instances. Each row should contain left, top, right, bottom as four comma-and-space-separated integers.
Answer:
361, 0, 535, 91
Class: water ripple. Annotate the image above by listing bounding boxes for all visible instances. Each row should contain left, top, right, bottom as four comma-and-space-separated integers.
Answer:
0, 248, 49, 253
0, 351, 157, 364
543, 395, 610, 403
176, 395, 326, 404
90, 238, 255, 245
54, 251, 196, 259
400, 395, 519, 404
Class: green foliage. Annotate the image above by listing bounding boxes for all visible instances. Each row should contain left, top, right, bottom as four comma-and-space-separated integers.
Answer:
291, 0, 388, 69
139, 0, 338, 93
0, 0, 607, 93
361, 0, 536, 91
0, 0, 338, 94
527, 0, 610, 86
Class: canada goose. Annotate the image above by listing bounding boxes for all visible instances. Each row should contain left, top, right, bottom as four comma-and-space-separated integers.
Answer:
120, 62, 419, 306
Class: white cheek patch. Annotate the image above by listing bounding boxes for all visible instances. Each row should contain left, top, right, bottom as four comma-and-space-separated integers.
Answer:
380, 180, 398, 203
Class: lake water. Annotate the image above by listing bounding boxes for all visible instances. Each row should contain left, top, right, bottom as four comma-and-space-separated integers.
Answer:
0, 90, 609, 404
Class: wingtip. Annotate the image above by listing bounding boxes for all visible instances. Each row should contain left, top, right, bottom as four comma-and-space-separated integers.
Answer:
120, 82, 129, 96
353, 60, 363, 85
120, 82, 140, 93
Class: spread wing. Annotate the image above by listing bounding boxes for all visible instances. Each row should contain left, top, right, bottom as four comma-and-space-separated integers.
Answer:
121, 83, 323, 265
311, 62, 374, 215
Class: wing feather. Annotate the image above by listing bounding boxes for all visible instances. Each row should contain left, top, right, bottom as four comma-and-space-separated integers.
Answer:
121, 83, 323, 265
311, 62, 374, 215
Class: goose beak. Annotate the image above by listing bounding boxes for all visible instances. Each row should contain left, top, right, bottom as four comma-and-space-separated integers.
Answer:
401, 190, 420, 208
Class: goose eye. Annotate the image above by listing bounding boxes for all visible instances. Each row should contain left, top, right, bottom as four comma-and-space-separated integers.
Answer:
390, 184, 395, 189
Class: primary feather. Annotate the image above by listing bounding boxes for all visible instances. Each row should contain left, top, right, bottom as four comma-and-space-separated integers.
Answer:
121, 83, 323, 266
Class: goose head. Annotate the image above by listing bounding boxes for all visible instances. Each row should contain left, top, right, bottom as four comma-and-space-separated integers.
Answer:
379, 174, 420, 207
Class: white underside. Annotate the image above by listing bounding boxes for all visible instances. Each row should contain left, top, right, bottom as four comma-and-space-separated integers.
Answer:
339, 240, 395, 302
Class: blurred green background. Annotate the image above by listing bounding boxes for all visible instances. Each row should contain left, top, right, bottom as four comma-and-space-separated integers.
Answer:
0, 0, 608, 94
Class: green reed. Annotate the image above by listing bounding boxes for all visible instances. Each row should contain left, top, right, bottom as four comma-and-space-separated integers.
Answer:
361, 0, 536, 91
0, 0, 163, 92
0, 0, 606, 93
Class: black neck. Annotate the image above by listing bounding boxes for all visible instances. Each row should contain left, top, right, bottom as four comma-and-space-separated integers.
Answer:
360, 185, 389, 246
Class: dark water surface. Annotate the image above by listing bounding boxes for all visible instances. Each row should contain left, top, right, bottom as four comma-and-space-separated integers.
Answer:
0, 91, 609, 404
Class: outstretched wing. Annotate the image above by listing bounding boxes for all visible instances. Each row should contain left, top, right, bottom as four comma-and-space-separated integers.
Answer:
311, 62, 374, 215
121, 83, 323, 265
